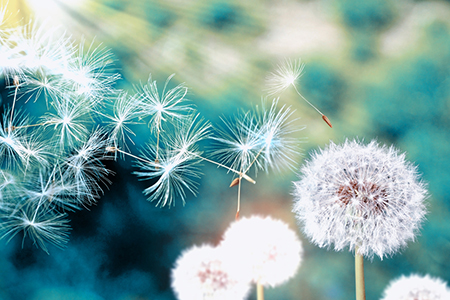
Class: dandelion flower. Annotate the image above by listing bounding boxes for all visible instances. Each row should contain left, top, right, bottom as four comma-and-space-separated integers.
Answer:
220, 216, 303, 288
292, 139, 427, 259
171, 244, 251, 300
381, 274, 450, 300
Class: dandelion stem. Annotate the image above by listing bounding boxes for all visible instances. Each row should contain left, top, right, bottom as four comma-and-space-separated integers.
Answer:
355, 246, 366, 300
257, 281, 264, 300
292, 84, 332, 128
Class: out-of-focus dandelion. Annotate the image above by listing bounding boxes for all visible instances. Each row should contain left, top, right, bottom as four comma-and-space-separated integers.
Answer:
220, 216, 303, 299
381, 274, 450, 300
266, 58, 332, 128
171, 244, 252, 300
293, 139, 428, 300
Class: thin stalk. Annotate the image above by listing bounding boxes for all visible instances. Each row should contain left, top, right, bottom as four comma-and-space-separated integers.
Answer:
244, 146, 264, 175
292, 84, 332, 128
111, 148, 154, 165
9, 79, 19, 128
235, 173, 242, 220
355, 246, 366, 300
257, 282, 264, 300
155, 128, 160, 162
11, 122, 51, 130
189, 152, 256, 184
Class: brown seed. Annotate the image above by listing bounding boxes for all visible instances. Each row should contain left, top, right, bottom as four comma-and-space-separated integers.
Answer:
229, 177, 240, 187
322, 115, 332, 128
106, 146, 117, 152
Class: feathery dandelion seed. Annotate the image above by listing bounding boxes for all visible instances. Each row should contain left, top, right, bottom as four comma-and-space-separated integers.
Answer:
0, 201, 71, 254
133, 143, 202, 208
266, 58, 332, 128
137, 73, 193, 133
63, 129, 112, 205
103, 92, 143, 155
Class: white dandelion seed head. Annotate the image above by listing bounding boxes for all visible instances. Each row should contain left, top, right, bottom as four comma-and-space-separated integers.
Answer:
171, 244, 251, 300
266, 58, 305, 96
293, 139, 428, 259
220, 215, 303, 287
381, 274, 450, 300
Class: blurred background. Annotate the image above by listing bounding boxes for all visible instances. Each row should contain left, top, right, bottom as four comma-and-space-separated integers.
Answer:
1, 0, 450, 299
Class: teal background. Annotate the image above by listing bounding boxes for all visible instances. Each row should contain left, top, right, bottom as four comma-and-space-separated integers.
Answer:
1, 0, 450, 299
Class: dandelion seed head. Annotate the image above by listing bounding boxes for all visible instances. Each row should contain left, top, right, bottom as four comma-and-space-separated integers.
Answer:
220, 216, 303, 287
293, 139, 428, 259
381, 274, 450, 300
171, 244, 251, 300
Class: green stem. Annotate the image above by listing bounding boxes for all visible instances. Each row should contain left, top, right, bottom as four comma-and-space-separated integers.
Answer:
355, 246, 366, 300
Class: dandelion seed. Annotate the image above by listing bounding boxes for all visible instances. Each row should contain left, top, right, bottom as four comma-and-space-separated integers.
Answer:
133, 143, 202, 207
137, 73, 193, 134
266, 58, 332, 128
103, 92, 143, 155
42, 97, 89, 149
25, 168, 80, 211
266, 58, 305, 96
63, 129, 112, 205
0, 201, 71, 254
381, 274, 450, 300
62, 40, 120, 104
171, 244, 251, 300
211, 111, 261, 175
0, 109, 30, 169
254, 98, 303, 172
